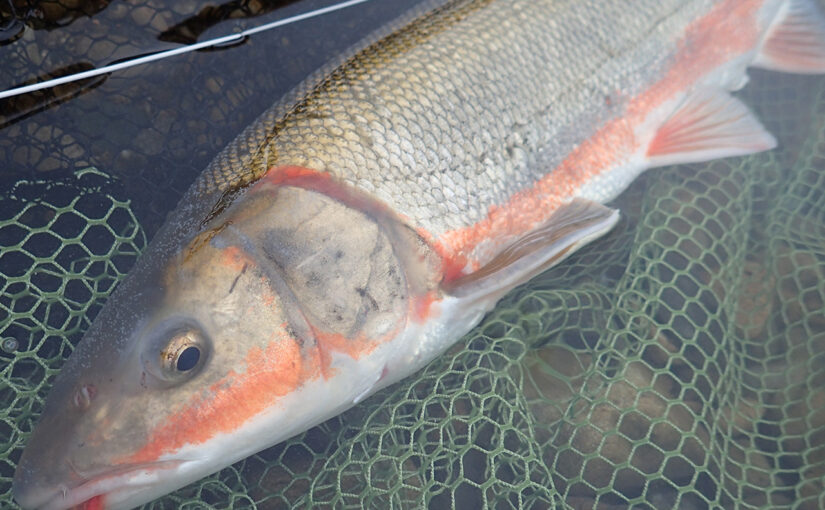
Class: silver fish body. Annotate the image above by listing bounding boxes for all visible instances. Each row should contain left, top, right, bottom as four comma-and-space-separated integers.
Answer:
14, 0, 825, 508
201, 0, 708, 248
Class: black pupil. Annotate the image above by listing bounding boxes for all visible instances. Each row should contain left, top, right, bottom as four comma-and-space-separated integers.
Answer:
176, 346, 200, 372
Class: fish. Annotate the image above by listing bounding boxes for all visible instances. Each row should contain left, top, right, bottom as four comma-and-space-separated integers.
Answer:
12, 0, 825, 508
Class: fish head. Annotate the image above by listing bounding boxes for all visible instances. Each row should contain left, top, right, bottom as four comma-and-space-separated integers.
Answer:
12, 228, 306, 509
10, 266, 221, 509
13, 171, 442, 510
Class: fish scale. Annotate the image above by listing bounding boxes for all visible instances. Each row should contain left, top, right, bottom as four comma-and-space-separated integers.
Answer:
196, 0, 685, 239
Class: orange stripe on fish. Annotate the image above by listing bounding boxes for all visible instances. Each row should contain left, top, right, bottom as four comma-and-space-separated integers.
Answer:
257, 164, 334, 189
312, 329, 380, 378
76, 495, 104, 510
433, 0, 763, 276
126, 285, 409, 463
411, 290, 440, 323
632, 0, 762, 121
432, 112, 635, 279
125, 329, 308, 464
256, 165, 417, 229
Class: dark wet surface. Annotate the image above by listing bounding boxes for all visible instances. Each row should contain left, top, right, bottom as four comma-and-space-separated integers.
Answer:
1, 0, 416, 236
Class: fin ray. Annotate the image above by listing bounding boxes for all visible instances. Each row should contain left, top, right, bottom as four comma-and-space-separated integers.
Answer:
444, 199, 619, 300
645, 87, 776, 168
754, 0, 825, 73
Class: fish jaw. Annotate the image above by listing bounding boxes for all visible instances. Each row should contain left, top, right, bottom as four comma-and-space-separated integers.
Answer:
12, 346, 402, 510
19, 360, 388, 510
13, 459, 193, 510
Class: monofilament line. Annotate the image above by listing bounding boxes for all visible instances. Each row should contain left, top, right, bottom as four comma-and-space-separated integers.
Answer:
0, 0, 373, 100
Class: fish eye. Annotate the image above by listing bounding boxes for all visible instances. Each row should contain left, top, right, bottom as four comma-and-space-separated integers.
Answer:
140, 323, 210, 386
160, 329, 207, 377
176, 346, 201, 372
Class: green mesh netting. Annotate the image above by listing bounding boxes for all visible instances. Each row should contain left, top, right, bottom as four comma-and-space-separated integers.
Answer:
2, 9, 825, 510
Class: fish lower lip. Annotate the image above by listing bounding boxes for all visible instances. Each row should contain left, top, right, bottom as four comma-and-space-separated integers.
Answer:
18, 460, 185, 510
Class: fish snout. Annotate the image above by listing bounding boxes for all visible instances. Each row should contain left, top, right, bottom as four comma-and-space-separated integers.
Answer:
13, 456, 76, 510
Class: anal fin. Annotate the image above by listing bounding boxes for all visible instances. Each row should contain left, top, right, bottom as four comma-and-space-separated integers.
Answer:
754, 0, 825, 74
645, 87, 777, 168
443, 199, 619, 300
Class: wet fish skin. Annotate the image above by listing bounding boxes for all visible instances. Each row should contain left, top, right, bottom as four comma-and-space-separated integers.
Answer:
13, 0, 825, 508
200, 0, 685, 237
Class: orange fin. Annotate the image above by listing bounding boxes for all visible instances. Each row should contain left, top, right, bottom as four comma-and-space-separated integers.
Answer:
645, 87, 776, 168
754, 0, 825, 74
443, 199, 619, 299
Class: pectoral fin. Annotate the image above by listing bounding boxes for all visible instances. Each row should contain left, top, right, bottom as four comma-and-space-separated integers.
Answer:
443, 198, 619, 300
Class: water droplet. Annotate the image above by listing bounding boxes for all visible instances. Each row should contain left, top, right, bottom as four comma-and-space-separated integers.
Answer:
2, 338, 18, 352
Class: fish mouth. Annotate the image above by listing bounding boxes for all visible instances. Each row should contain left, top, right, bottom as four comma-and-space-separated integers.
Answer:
15, 459, 187, 510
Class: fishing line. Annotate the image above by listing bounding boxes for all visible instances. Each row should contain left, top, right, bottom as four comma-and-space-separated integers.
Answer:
0, 0, 373, 100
